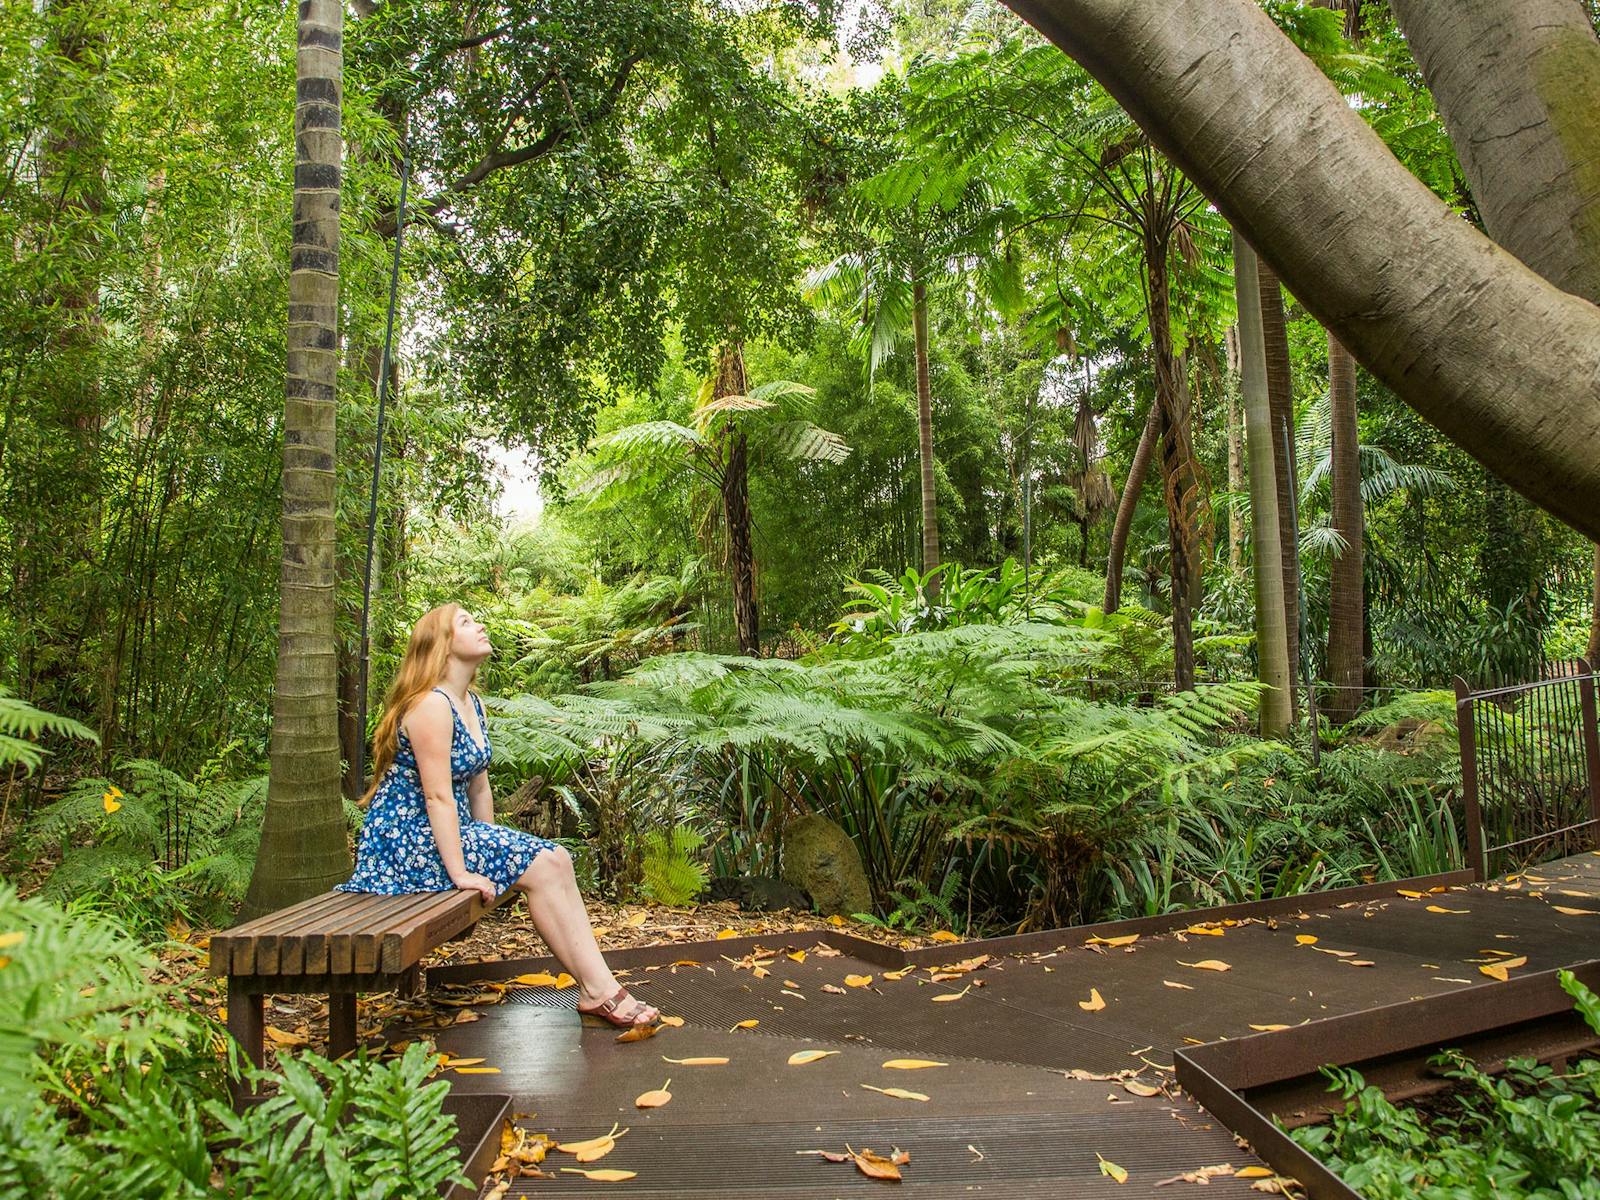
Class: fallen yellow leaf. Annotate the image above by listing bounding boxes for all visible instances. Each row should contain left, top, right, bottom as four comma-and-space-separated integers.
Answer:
883, 968, 912, 981
265, 1026, 308, 1046
662, 1056, 727, 1065
658, 1015, 685, 1027
827, 915, 847, 927
443, 1057, 487, 1067
1426, 905, 1469, 914
635, 1079, 672, 1108
615, 1023, 659, 1043
1098, 1154, 1129, 1184
453, 1066, 502, 1074
1237, 1166, 1273, 1178
1314, 947, 1358, 957
1079, 987, 1107, 1012
1396, 889, 1426, 899
1249, 1024, 1290, 1032
1177, 959, 1231, 972
1184, 925, 1225, 937
930, 929, 960, 943
860, 1084, 929, 1102
881, 1059, 947, 1070
1295, 935, 1318, 945
788, 1050, 839, 1065
1553, 905, 1600, 916
510, 972, 560, 987
556, 1124, 623, 1154
787, 950, 807, 962
554, 973, 575, 988
560, 1168, 637, 1181
1479, 955, 1528, 981
1123, 1080, 1161, 1097
844, 974, 873, 988
715, 929, 738, 940
931, 985, 971, 1002
1163, 980, 1195, 990
853, 1148, 904, 1181
622, 912, 647, 928
730, 1019, 759, 1031
574, 1138, 615, 1163
1086, 933, 1140, 947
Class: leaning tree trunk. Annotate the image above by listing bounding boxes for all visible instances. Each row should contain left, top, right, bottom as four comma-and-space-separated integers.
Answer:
1146, 237, 1204, 690
911, 275, 942, 596
714, 343, 761, 657
1000, 0, 1600, 542
1225, 346, 1244, 571
1325, 333, 1365, 724
1104, 400, 1161, 613
1387, 0, 1600, 666
242, 0, 353, 917
1233, 233, 1292, 737
1257, 259, 1300, 716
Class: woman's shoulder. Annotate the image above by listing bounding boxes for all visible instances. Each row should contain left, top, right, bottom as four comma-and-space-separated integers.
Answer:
400, 689, 454, 742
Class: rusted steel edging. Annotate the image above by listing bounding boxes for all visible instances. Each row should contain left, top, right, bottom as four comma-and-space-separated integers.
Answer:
424, 867, 1476, 986
1174, 959, 1600, 1200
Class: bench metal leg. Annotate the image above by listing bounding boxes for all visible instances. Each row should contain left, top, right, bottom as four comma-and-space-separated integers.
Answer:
227, 978, 264, 1108
328, 992, 357, 1060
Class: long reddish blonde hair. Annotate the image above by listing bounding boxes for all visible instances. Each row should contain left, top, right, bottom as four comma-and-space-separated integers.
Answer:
360, 603, 480, 805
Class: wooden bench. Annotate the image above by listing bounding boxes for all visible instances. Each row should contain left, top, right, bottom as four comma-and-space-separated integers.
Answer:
209, 888, 515, 1092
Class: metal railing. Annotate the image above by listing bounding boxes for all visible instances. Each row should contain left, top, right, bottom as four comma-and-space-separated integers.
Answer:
1455, 659, 1600, 880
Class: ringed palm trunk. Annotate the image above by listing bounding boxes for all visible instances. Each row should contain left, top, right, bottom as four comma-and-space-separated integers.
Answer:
1233, 234, 1292, 736
1000, 0, 1600, 541
1257, 260, 1300, 715
1146, 236, 1204, 690
1104, 399, 1161, 613
714, 343, 761, 657
1325, 333, 1364, 724
242, 0, 353, 917
911, 276, 942, 596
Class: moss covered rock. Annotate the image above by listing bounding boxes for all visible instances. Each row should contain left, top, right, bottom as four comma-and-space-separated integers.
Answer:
781, 814, 872, 918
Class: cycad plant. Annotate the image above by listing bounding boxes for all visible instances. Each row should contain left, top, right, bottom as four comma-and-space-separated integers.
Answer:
576, 356, 848, 655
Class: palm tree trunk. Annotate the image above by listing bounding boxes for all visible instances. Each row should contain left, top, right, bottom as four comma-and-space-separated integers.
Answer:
1233, 234, 1292, 736
1225, 352, 1244, 572
242, 0, 353, 917
1001, 0, 1600, 542
1147, 239, 1203, 690
1104, 400, 1160, 614
1589, 548, 1600, 667
714, 343, 761, 656
1325, 332, 1364, 724
912, 276, 941, 595
1258, 259, 1300, 717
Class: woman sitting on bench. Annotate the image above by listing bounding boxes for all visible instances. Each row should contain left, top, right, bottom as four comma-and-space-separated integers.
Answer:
339, 602, 659, 1030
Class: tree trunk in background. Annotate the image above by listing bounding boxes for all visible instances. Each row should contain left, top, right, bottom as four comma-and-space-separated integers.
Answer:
242, 0, 353, 917
1225, 343, 1244, 572
1147, 241, 1203, 690
1233, 234, 1292, 737
912, 276, 942, 597
1388, 0, 1600, 671
1325, 333, 1365, 724
1000, 0, 1600, 541
1257, 260, 1300, 718
715, 343, 761, 656
1104, 400, 1161, 613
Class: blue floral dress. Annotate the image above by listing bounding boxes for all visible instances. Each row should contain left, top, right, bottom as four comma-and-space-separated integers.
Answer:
339, 687, 557, 894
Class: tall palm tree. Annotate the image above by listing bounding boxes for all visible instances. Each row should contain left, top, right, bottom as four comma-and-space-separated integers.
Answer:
242, 0, 351, 917
1233, 234, 1293, 736
576, 359, 849, 657
1324, 333, 1364, 723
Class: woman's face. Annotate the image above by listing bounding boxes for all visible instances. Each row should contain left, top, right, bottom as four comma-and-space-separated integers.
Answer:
450, 608, 492, 662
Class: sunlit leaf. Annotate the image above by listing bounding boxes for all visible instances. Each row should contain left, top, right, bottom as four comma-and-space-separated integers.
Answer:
788, 1050, 840, 1065
1079, 987, 1107, 1012
860, 1084, 929, 1102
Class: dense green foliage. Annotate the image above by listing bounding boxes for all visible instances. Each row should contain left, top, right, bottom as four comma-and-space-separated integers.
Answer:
1294, 969, 1600, 1200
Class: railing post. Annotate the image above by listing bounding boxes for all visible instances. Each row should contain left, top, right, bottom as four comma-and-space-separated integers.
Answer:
1578, 659, 1600, 829
1455, 676, 1486, 882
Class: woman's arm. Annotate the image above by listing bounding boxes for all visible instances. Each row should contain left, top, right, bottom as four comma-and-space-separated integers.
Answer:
467, 766, 494, 824
409, 692, 495, 901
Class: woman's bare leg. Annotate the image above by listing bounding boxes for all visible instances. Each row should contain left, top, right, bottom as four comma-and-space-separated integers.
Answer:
515, 846, 658, 1022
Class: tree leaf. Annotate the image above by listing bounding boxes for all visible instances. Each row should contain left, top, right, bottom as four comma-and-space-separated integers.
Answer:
881, 1059, 947, 1069
860, 1084, 929, 1102
1079, 987, 1107, 1012
635, 1079, 672, 1108
1098, 1154, 1129, 1184
1177, 959, 1231, 972
663, 1056, 728, 1065
560, 1168, 637, 1181
788, 1050, 840, 1065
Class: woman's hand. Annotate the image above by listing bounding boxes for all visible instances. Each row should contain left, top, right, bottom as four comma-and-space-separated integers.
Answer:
452, 872, 497, 903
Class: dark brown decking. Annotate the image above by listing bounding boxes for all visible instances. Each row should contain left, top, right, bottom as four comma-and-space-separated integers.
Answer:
420, 851, 1600, 1196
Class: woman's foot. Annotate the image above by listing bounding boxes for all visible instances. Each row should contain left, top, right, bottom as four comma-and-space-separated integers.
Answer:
577, 986, 660, 1028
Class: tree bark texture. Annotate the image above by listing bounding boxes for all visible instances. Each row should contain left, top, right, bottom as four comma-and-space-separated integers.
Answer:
1233, 234, 1293, 737
243, 0, 353, 917
1104, 400, 1161, 614
1001, 0, 1600, 541
912, 277, 942, 595
1388, 0, 1600, 670
1226, 365, 1244, 572
1147, 243, 1204, 690
1325, 332, 1365, 724
715, 343, 761, 657
1256, 259, 1301, 716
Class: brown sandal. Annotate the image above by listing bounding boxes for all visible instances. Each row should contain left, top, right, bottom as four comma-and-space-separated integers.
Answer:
577, 986, 658, 1028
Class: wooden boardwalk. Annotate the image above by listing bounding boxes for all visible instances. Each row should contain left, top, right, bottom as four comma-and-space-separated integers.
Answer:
424, 852, 1600, 1196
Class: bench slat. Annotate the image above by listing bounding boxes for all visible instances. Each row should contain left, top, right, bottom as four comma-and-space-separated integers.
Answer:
382, 890, 514, 973
305, 894, 393, 974
330, 893, 444, 974
257, 891, 364, 975
352, 892, 462, 973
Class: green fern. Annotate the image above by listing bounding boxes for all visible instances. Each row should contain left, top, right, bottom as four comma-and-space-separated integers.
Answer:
640, 827, 708, 906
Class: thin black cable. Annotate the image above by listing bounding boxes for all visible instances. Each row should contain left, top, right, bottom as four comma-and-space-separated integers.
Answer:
356, 136, 412, 794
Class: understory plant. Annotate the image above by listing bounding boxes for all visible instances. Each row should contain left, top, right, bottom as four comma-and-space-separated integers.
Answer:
1292, 969, 1600, 1200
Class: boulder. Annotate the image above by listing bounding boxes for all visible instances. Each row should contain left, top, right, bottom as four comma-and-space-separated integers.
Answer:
781, 814, 873, 918
705, 875, 812, 913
